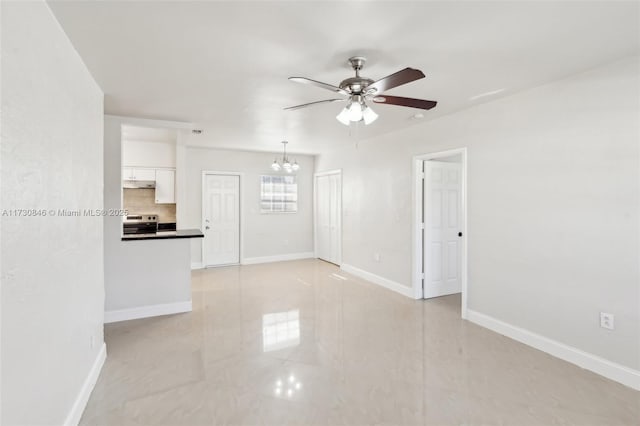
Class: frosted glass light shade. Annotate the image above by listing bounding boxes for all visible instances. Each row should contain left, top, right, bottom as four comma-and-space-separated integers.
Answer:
348, 102, 363, 121
336, 106, 351, 125
362, 105, 378, 125
271, 160, 281, 171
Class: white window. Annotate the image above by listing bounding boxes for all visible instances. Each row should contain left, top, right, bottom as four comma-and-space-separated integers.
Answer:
260, 175, 297, 213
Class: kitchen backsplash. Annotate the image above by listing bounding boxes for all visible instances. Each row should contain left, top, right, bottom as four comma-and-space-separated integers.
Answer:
123, 188, 176, 223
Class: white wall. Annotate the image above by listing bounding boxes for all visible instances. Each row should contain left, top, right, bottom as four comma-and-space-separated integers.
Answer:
182, 147, 315, 264
316, 57, 640, 372
1, 1, 105, 424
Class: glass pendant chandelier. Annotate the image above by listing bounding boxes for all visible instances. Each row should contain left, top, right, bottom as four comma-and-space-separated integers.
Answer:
271, 141, 299, 173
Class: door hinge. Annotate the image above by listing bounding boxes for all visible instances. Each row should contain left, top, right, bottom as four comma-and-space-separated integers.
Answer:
421, 272, 425, 280
419, 172, 425, 180
420, 222, 425, 230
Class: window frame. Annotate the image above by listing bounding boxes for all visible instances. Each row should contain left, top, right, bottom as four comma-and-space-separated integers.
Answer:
260, 174, 298, 214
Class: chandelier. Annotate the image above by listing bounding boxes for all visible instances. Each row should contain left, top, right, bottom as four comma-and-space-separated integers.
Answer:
271, 141, 299, 173
336, 94, 378, 126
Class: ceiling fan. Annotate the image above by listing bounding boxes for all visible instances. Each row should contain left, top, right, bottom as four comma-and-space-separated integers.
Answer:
285, 56, 437, 125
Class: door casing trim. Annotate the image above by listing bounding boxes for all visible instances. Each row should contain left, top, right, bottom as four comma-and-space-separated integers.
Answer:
313, 169, 342, 265
412, 148, 468, 319
201, 170, 244, 267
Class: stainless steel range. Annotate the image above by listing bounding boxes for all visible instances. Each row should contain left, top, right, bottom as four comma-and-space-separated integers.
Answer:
123, 214, 158, 235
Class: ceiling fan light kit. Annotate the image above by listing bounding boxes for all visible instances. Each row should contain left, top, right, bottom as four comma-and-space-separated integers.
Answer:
336, 93, 380, 125
286, 56, 437, 126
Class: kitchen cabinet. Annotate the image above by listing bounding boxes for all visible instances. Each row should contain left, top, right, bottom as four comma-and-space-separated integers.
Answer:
122, 167, 156, 181
155, 169, 175, 204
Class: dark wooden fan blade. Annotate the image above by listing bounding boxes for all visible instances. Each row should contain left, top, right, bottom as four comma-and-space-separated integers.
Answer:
365, 68, 425, 94
284, 98, 345, 111
372, 95, 437, 110
289, 77, 350, 96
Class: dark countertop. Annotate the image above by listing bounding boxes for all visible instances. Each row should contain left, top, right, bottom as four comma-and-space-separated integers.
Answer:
122, 229, 204, 241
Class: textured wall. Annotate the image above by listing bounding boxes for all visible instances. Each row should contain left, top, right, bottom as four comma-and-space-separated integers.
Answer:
316, 57, 640, 371
1, 1, 105, 424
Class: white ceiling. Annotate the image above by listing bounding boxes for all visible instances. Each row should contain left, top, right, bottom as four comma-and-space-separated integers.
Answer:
48, 1, 639, 154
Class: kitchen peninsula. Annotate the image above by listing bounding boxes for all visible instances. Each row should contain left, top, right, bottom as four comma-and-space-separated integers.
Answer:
104, 116, 203, 324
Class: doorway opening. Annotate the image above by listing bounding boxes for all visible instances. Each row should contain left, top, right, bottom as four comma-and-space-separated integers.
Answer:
314, 170, 342, 266
201, 171, 242, 267
412, 148, 468, 318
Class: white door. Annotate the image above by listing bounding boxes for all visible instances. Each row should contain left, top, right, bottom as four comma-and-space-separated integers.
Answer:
424, 161, 462, 298
315, 172, 341, 265
203, 174, 240, 266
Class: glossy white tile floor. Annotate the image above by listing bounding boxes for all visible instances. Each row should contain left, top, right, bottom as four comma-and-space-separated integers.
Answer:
82, 259, 639, 425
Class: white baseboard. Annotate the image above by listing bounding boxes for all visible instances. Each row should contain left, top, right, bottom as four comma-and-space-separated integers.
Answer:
466, 309, 640, 391
104, 301, 192, 324
340, 263, 413, 298
64, 342, 107, 426
242, 251, 314, 265
191, 262, 203, 270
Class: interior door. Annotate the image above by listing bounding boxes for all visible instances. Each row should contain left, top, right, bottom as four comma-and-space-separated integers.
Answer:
424, 161, 462, 298
315, 172, 341, 265
203, 174, 240, 266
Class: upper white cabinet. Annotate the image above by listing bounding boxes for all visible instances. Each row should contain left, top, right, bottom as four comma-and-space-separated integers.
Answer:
155, 169, 176, 204
136, 168, 156, 181
122, 139, 176, 168
121, 127, 178, 205
122, 167, 156, 181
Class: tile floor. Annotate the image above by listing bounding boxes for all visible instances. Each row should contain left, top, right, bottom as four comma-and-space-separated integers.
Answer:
81, 259, 639, 425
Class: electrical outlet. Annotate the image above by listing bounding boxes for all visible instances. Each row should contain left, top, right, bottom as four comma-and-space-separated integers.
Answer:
90, 335, 95, 349
373, 253, 381, 262
600, 312, 614, 330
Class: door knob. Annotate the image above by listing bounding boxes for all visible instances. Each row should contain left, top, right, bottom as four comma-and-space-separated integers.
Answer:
205, 226, 210, 230
458, 232, 463, 237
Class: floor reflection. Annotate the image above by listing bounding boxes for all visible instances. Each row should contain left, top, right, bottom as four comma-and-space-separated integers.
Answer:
262, 309, 300, 352
274, 374, 303, 398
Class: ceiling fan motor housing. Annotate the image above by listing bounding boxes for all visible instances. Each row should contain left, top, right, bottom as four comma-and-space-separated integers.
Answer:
339, 56, 375, 95
339, 76, 375, 95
